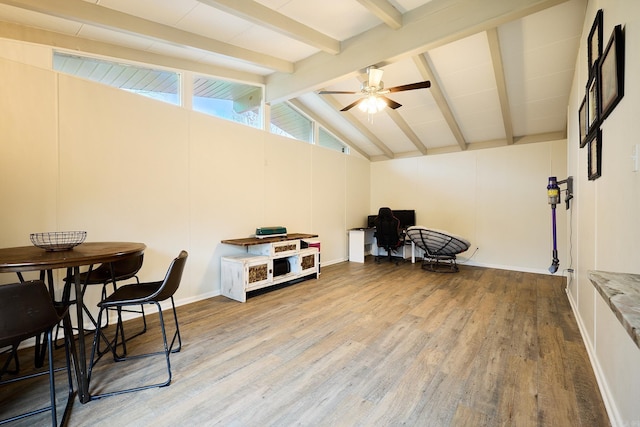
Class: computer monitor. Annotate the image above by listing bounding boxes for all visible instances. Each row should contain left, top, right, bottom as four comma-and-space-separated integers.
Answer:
367, 210, 416, 229
393, 210, 416, 229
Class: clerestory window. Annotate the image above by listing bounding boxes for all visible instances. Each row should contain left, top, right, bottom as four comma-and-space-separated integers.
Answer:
53, 52, 180, 105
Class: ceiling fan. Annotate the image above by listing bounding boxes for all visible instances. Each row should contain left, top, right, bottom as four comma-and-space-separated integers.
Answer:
318, 66, 431, 113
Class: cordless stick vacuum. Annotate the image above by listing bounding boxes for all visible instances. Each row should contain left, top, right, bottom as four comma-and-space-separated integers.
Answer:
547, 177, 560, 273
547, 176, 573, 274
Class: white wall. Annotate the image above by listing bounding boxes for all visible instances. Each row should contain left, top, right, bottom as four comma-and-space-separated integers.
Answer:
0, 48, 370, 306
5, 26, 636, 424
371, 141, 568, 274
566, 1, 640, 425
0, 54, 58, 248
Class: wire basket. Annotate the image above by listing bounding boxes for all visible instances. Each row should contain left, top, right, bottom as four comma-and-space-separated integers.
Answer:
30, 231, 87, 251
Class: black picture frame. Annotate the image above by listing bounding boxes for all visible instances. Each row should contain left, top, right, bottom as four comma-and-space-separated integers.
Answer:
599, 25, 625, 122
586, 69, 599, 134
579, 96, 587, 147
588, 129, 602, 180
588, 9, 603, 69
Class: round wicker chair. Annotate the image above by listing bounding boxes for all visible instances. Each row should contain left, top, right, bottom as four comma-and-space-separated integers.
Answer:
405, 226, 471, 273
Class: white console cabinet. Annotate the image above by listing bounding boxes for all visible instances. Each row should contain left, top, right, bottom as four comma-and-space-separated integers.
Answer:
221, 234, 319, 302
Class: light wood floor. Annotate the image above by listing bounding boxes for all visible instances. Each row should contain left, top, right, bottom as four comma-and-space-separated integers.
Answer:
1, 259, 610, 426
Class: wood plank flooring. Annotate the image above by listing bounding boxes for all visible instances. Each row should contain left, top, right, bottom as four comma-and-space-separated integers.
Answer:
1, 259, 610, 426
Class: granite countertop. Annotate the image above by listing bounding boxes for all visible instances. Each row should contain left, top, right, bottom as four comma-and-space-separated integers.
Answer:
588, 270, 640, 349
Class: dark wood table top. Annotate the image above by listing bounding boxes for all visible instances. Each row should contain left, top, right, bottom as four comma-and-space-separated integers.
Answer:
0, 242, 146, 273
221, 233, 318, 247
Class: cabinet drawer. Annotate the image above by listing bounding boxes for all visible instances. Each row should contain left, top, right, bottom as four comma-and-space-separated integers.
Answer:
299, 248, 318, 276
249, 239, 300, 257
221, 255, 272, 290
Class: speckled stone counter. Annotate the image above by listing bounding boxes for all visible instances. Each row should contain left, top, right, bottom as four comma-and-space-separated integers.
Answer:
588, 270, 640, 349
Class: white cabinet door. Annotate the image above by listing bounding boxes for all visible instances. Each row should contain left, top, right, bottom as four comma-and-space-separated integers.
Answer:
221, 255, 271, 302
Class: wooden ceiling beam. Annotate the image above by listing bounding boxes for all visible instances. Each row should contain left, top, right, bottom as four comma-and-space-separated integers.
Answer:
318, 95, 395, 159
412, 54, 467, 151
0, 21, 264, 84
357, 0, 403, 30
266, 0, 569, 102
0, 0, 293, 72
486, 28, 514, 145
289, 99, 370, 160
385, 108, 428, 155
197, 0, 340, 55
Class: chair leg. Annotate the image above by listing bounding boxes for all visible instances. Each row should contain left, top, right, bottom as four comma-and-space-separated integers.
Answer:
0, 326, 74, 426
46, 329, 57, 427
115, 303, 148, 346
0, 344, 20, 378
60, 313, 77, 426
88, 307, 125, 375
421, 255, 459, 273
89, 300, 180, 400
54, 276, 104, 350
104, 277, 148, 346
113, 307, 128, 358
167, 297, 182, 353
46, 315, 75, 426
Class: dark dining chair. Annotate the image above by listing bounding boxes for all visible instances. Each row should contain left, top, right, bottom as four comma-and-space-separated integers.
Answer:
88, 250, 187, 399
62, 253, 146, 330
0, 280, 75, 426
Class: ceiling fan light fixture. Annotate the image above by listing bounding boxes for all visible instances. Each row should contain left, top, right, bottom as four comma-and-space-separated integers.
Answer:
359, 95, 386, 114
319, 67, 429, 114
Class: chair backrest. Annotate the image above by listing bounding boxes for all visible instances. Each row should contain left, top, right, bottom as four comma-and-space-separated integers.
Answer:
0, 281, 62, 347
90, 253, 144, 283
108, 253, 144, 281
374, 207, 401, 248
150, 250, 188, 302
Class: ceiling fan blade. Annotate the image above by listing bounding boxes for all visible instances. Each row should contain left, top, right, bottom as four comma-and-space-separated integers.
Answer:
368, 67, 384, 87
340, 99, 363, 112
380, 96, 402, 109
318, 90, 357, 95
387, 81, 431, 92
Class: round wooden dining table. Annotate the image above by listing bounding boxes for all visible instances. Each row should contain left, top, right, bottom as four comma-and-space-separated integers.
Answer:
0, 241, 146, 403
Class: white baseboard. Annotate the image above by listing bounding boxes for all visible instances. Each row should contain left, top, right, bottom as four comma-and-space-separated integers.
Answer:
565, 288, 619, 427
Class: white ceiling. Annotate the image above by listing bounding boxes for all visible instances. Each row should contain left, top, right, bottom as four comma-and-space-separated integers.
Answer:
0, 0, 586, 160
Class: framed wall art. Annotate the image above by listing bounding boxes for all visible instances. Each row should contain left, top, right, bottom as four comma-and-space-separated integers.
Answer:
599, 25, 625, 122
588, 9, 603, 68
588, 129, 602, 180
586, 70, 599, 134
579, 96, 587, 147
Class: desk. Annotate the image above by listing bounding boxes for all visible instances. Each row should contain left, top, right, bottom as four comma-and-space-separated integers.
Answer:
0, 241, 146, 403
348, 228, 419, 263
348, 228, 375, 263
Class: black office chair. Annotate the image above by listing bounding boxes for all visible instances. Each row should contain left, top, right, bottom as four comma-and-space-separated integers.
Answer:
374, 207, 403, 264
88, 250, 187, 399
0, 280, 75, 426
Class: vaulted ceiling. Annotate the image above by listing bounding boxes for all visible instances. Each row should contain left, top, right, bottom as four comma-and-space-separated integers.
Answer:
0, 0, 586, 161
